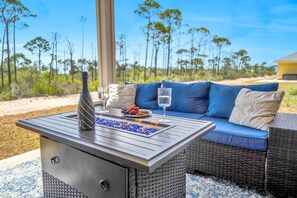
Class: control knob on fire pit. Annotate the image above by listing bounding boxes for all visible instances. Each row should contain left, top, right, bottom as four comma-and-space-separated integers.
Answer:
50, 156, 60, 165
99, 180, 110, 191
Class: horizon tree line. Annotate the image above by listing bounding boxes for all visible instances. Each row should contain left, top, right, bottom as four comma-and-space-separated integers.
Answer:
116, 0, 276, 83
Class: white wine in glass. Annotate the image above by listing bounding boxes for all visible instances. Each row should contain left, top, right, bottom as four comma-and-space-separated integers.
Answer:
98, 85, 109, 113
158, 88, 172, 123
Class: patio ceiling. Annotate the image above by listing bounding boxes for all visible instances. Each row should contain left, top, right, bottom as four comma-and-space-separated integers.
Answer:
96, 0, 116, 86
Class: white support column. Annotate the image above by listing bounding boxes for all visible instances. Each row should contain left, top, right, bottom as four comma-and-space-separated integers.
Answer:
96, 0, 116, 86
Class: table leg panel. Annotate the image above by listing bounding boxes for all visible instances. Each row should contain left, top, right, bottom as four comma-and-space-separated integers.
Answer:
129, 150, 187, 198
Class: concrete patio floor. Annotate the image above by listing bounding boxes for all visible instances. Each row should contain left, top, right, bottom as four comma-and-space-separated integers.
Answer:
0, 149, 40, 171
0, 149, 271, 197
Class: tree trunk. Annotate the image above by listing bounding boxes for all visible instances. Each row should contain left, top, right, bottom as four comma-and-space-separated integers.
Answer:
119, 44, 123, 82
70, 58, 74, 84
6, 24, 11, 90
13, 17, 17, 83
63, 50, 66, 77
133, 63, 136, 81
49, 46, 55, 85
162, 44, 166, 75
217, 46, 221, 72
51, 43, 55, 79
149, 39, 154, 76
180, 59, 183, 76
154, 45, 159, 78
38, 51, 41, 73
144, 37, 149, 82
64, 61, 66, 76
137, 64, 140, 81
94, 59, 98, 81
1, 26, 6, 89
166, 39, 171, 76
124, 42, 127, 82
48, 61, 52, 85
91, 63, 94, 81
190, 45, 194, 77
195, 63, 198, 75
55, 35, 58, 75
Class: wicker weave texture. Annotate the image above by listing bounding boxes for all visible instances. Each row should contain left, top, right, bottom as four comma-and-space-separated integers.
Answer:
43, 171, 87, 198
266, 127, 297, 197
187, 139, 266, 190
129, 150, 186, 198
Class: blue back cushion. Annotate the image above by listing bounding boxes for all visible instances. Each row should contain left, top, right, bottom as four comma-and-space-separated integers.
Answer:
246, 83, 279, 91
162, 81, 211, 114
207, 84, 243, 118
135, 82, 161, 109
207, 83, 279, 118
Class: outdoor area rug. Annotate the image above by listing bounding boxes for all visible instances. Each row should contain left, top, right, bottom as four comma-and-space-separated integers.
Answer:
0, 158, 272, 198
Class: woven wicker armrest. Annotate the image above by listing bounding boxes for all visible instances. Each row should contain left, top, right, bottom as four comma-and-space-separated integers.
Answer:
269, 112, 297, 131
266, 112, 297, 197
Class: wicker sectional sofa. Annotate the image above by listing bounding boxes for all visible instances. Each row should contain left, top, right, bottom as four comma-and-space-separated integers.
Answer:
132, 81, 296, 197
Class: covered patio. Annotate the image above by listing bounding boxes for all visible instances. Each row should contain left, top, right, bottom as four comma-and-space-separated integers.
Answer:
1, 0, 297, 197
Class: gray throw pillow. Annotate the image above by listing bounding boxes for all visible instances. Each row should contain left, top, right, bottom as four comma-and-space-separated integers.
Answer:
106, 84, 136, 109
229, 88, 285, 131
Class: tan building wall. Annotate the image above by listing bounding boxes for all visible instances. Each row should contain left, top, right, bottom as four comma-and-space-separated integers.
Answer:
277, 62, 297, 79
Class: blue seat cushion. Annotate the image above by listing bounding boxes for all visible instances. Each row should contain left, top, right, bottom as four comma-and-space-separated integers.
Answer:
153, 110, 204, 119
135, 82, 161, 109
200, 116, 268, 151
207, 83, 279, 118
162, 81, 211, 114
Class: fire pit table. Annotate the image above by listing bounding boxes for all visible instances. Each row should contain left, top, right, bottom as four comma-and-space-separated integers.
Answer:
17, 108, 215, 198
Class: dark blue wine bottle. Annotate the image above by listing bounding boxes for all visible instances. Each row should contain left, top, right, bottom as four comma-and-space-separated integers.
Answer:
78, 72, 95, 130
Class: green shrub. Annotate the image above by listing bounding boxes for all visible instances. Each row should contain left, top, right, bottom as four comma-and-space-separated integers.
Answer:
252, 73, 258, 77
64, 80, 81, 95
1, 90, 12, 101
11, 82, 35, 98
48, 80, 65, 96
32, 80, 48, 96
89, 80, 98, 91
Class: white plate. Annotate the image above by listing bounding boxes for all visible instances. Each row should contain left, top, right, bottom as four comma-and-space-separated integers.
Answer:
122, 109, 152, 118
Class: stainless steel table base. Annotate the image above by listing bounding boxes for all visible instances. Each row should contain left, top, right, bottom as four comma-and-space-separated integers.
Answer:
43, 171, 87, 197
42, 151, 186, 198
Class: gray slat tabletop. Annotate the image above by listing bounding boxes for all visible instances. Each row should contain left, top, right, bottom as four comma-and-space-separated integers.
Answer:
17, 108, 215, 172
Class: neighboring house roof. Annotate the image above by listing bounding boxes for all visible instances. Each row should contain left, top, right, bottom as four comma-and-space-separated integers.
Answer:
275, 52, 297, 63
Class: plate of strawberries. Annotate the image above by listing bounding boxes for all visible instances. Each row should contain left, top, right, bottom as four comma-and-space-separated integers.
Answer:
121, 104, 152, 118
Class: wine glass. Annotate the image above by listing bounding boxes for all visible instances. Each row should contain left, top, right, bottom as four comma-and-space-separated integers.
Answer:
158, 88, 172, 123
98, 85, 109, 113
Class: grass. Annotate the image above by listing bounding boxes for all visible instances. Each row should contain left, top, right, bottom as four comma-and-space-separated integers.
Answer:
278, 83, 297, 113
0, 105, 77, 160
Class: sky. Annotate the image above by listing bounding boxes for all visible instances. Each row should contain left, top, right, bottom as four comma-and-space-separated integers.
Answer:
6, 0, 297, 68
